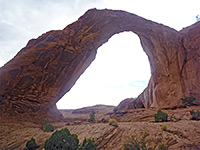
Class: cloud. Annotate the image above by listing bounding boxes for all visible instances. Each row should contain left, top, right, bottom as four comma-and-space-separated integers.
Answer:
102, 0, 199, 30
129, 80, 148, 88
0, 0, 105, 67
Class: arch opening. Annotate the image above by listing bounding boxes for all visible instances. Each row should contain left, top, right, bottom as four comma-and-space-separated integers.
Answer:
56, 32, 151, 109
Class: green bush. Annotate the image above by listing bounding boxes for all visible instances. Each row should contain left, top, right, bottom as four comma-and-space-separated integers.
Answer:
42, 120, 54, 132
25, 138, 37, 150
109, 119, 118, 127
44, 128, 79, 150
161, 125, 167, 131
190, 110, 195, 115
123, 132, 152, 150
158, 144, 168, 150
100, 118, 106, 123
113, 107, 118, 113
88, 110, 95, 122
44, 128, 97, 150
154, 109, 168, 122
79, 138, 96, 150
181, 97, 196, 106
190, 110, 200, 120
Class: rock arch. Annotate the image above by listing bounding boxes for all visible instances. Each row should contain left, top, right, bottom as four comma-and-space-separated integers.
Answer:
0, 9, 199, 122
57, 31, 150, 109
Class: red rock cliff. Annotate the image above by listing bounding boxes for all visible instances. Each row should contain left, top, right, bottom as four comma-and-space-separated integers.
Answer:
0, 9, 199, 122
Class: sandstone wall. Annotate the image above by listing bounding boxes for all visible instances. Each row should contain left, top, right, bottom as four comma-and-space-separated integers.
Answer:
0, 9, 199, 122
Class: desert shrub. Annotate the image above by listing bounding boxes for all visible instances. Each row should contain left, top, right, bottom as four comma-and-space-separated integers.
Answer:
190, 110, 200, 120
123, 132, 152, 150
42, 120, 54, 132
25, 138, 37, 150
190, 110, 194, 114
109, 119, 118, 127
100, 118, 106, 123
79, 138, 96, 150
161, 125, 167, 131
181, 97, 196, 106
88, 110, 95, 122
158, 144, 168, 150
113, 107, 118, 113
44, 128, 79, 150
154, 109, 168, 122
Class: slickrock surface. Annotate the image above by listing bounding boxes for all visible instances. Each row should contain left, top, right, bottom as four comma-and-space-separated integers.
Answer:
60, 104, 114, 122
1, 106, 200, 149
0, 9, 199, 122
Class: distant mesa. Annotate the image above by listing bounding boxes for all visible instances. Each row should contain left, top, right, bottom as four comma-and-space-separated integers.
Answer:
71, 104, 115, 114
0, 9, 199, 122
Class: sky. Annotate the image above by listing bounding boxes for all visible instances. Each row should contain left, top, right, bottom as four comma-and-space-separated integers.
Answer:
0, 0, 199, 109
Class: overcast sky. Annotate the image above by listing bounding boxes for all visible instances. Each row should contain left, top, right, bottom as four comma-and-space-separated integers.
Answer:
0, 0, 199, 109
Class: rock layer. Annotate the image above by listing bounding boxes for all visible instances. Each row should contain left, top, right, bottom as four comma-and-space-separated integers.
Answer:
117, 98, 144, 111
0, 9, 199, 122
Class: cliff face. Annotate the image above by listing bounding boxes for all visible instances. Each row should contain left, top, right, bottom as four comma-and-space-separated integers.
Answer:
0, 9, 199, 122
137, 22, 200, 108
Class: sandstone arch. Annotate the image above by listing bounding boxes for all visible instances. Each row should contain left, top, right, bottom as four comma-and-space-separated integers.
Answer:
0, 9, 199, 122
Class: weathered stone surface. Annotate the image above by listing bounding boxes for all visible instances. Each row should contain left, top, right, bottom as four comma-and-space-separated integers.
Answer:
137, 22, 200, 108
2, 106, 200, 149
117, 98, 144, 111
0, 9, 199, 122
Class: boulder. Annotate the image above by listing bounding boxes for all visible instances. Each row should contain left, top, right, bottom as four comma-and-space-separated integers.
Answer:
117, 98, 144, 111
